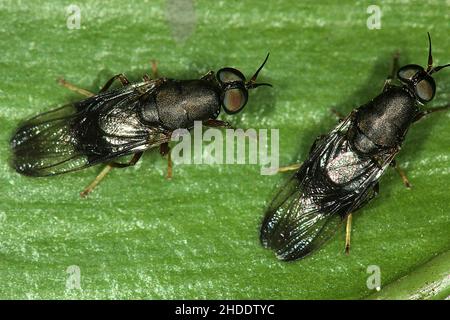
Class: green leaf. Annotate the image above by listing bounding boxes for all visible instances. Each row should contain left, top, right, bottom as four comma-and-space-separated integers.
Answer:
0, 0, 449, 299
367, 250, 450, 300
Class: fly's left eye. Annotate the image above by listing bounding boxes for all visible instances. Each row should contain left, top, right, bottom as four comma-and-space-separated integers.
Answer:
217, 68, 246, 84
415, 77, 435, 103
222, 87, 248, 114
397, 64, 423, 81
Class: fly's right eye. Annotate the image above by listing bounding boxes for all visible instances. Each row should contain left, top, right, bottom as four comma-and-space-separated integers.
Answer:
217, 68, 246, 84
415, 76, 436, 103
222, 86, 248, 114
397, 64, 423, 81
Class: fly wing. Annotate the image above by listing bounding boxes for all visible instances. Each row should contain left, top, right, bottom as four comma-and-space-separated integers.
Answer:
260, 115, 393, 261
260, 169, 344, 261
10, 82, 169, 176
11, 103, 91, 176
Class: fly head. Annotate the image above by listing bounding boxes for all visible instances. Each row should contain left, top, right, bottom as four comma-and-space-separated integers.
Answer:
216, 53, 272, 114
397, 33, 450, 104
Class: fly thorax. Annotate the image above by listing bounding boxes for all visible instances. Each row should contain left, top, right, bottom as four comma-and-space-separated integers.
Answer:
155, 80, 221, 130
355, 86, 417, 149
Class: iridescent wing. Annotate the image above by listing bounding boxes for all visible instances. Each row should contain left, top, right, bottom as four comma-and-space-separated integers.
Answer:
260, 172, 344, 261
10, 82, 170, 176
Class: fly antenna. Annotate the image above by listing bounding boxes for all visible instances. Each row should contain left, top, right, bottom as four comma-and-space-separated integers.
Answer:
426, 32, 433, 72
246, 53, 272, 89
425, 33, 450, 75
431, 63, 450, 74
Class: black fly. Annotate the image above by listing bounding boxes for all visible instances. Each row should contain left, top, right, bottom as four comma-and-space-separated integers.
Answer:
260, 34, 450, 261
10, 55, 271, 196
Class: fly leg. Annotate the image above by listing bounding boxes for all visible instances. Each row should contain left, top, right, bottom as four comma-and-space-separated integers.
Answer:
99, 74, 130, 92
143, 60, 159, 81
344, 182, 378, 254
80, 165, 113, 198
390, 160, 411, 188
80, 152, 144, 197
203, 119, 260, 149
331, 108, 345, 122
413, 104, 450, 122
345, 213, 353, 255
58, 78, 95, 97
58, 73, 131, 97
159, 142, 172, 179
151, 60, 158, 78
382, 51, 400, 91
109, 152, 143, 168
277, 134, 326, 173
203, 119, 234, 129
200, 71, 215, 81
202, 119, 265, 159
277, 163, 302, 173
